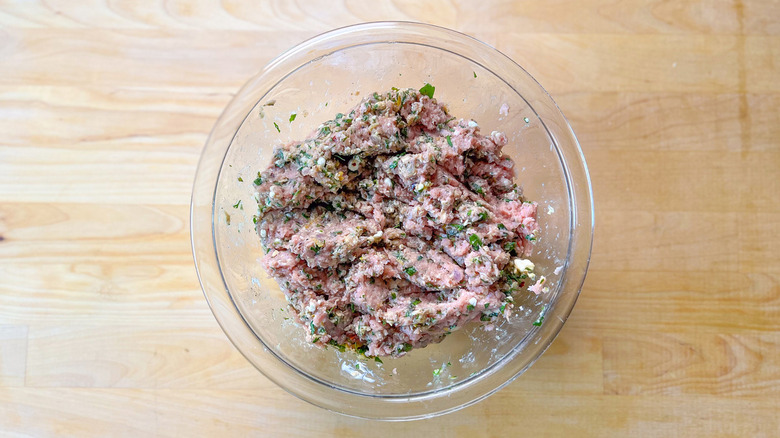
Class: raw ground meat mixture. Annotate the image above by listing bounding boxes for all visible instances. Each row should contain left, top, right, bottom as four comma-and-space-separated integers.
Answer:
253, 86, 540, 358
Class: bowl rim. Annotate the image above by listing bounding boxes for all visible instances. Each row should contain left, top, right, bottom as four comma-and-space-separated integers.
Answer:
191, 20, 594, 420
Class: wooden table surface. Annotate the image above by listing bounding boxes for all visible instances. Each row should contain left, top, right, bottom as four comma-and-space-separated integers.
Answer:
1, 1, 779, 436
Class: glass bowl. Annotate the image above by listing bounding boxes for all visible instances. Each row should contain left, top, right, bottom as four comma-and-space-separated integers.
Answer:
191, 21, 593, 420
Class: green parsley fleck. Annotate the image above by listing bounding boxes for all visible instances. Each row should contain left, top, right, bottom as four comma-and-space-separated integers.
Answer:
473, 71, 477, 78
232, 200, 242, 209
374, 357, 383, 364
273, 121, 280, 132
533, 305, 547, 326
497, 223, 507, 230
446, 223, 465, 236
327, 340, 346, 352
478, 211, 488, 222
310, 243, 322, 255
524, 117, 530, 124
466, 304, 475, 311
289, 113, 297, 122
411, 298, 421, 307
237, 176, 243, 182
404, 266, 418, 276
389, 159, 398, 170
419, 83, 435, 99
446, 135, 453, 147
469, 233, 483, 250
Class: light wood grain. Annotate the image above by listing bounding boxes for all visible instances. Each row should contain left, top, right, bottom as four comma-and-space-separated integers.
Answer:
0, 0, 779, 436
0, 388, 778, 437
603, 332, 780, 396
573, 271, 780, 334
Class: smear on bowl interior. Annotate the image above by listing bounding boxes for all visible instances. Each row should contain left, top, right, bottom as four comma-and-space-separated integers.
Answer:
253, 85, 542, 358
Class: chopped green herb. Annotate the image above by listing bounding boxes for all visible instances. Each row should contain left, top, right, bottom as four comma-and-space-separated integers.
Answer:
446, 223, 465, 236
233, 200, 242, 209
319, 125, 331, 136
473, 71, 477, 78
433, 368, 441, 376
310, 243, 322, 255
309, 322, 316, 335
400, 343, 413, 352
419, 83, 435, 99
253, 173, 263, 185
273, 122, 280, 132
497, 223, 507, 230
411, 298, 421, 306
374, 357, 383, 364
289, 113, 297, 122
466, 304, 475, 311
237, 176, 243, 182
404, 266, 418, 276
391, 292, 397, 300
478, 211, 488, 222
469, 234, 483, 250
327, 340, 346, 352
446, 135, 453, 147
389, 159, 398, 170
524, 117, 530, 123
533, 305, 547, 326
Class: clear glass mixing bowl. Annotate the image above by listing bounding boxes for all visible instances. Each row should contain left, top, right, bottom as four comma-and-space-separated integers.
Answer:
191, 22, 593, 420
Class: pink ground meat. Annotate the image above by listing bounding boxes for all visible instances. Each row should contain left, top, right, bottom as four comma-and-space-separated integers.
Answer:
254, 87, 539, 357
